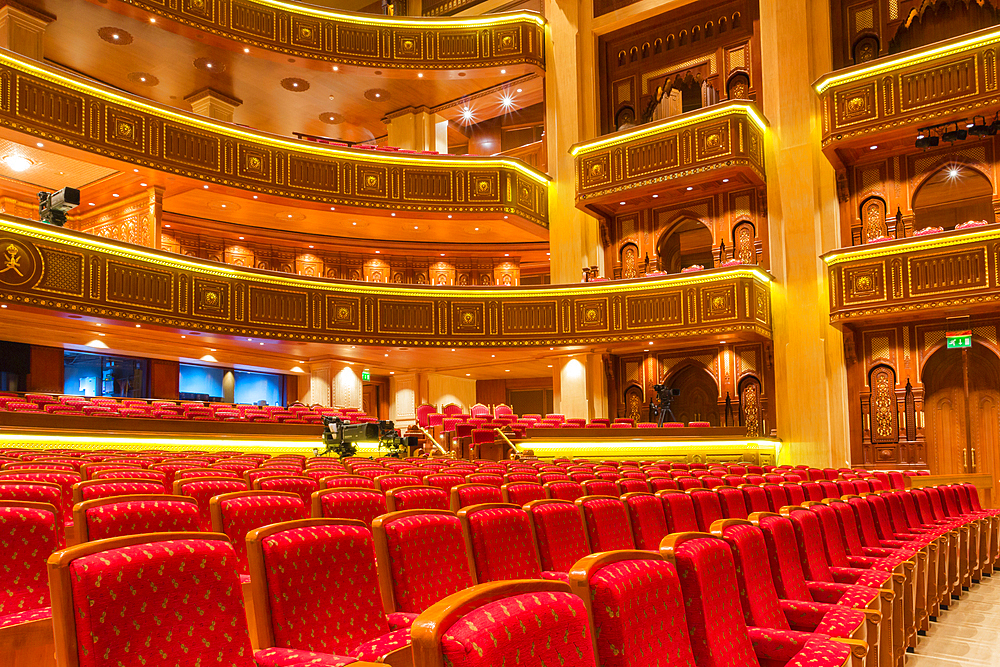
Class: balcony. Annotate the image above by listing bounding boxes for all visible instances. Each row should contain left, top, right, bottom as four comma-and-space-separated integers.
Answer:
0, 49, 548, 226
822, 223, 1000, 325
814, 25, 1000, 167
106, 0, 545, 71
0, 215, 773, 348
570, 101, 767, 217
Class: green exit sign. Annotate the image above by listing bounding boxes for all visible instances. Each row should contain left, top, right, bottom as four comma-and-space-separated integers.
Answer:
946, 330, 972, 349
361, 371, 371, 381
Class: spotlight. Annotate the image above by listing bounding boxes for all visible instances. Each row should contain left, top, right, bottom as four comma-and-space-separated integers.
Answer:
968, 115, 992, 137
941, 124, 967, 143
915, 134, 939, 149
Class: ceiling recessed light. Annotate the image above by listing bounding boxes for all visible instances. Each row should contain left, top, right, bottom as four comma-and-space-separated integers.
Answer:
35, 142, 43, 148
308, 245, 314, 248
375, 250, 380, 253
163, 223, 170, 227
140, 182, 147, 187
500, 69, 506, 74
384, 353, 388, 357
547, 364, 552, 368
390, 371, 395, 375
686, 186, 693, 191
333, 66, 339, 71
619, 201, 625, 205
516, 88, 522, 93
722, 178, 729, 183
391, 212, 396, 217
503, 216, 508, 220
112, 193, 120, 197
375, 93, 380, 98
0, 305, 6, 309
135, 324, 141, 328
112, 34, 119, 40
181, 335, 186, 338
210, 348, 216, 351
287, 214, 293, 218
870, 145, 878, 150
652, 194, 659, 198
441, 253, 446, 257
253, 195, 258, 199
352, 222, 357, 226
259, 342, 264, 345
504, 253, 509, 257
413, 226, 419, 230
140, 77, 146, 82
418, 73, 423, 78
149, 18, 156, 23
2, 155, 32, 171
447, 215, 452, 219
466, 373, 471, 376
505, 369, 510, 372
206, 63, 212, 68
243, 47, 249, 53
491, 354, 496, 358
203, 185, 209, 189
238, 236, 244, 240
221, 204, 226, 208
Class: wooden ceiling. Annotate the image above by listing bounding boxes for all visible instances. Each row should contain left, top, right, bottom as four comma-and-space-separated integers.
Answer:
29, 0, 541, 143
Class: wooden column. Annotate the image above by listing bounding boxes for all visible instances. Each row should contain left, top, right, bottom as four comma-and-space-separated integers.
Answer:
0, 2, 53, 60
148, 359, 179, 400
759, 0, 850, 465
27, 345, 62, 393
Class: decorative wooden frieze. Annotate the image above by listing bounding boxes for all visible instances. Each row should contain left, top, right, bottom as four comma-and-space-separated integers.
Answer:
0, 216, 773, 347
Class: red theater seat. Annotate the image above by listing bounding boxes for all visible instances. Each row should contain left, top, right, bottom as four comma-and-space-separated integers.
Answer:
73, 495, 201, 542
312, 488, 387, 526
386, 485, 449, 512
210, 490, 308, 576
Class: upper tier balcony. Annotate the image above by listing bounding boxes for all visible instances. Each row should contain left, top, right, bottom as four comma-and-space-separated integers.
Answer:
0, 49, 548, 228
570, 101, 767, 218
815, 25, 1000, 168
75, 0, 545, 71
822, 222, 1000, 326
0, 215, 773, 349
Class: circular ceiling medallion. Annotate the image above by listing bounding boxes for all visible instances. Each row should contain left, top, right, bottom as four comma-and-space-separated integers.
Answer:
281, 78, 310, 92
98, 27, 133, 45
364, 88, 390, 102
319, 112, 344, 125
127, 72, 159, 86
193, 57, 225, 73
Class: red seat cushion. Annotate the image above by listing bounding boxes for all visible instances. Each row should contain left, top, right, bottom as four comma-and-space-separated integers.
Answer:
318, 490, 386, 526
68, 538, 254, 667
440, 591, 594, 667
83, 499, 201, 542
0, 505, 57, 617
529, 502, 590, 572
217, 494, 307, 575
382, 514, 472, 613
588, 557, 697, 667
466, 507, 542, 582
453, 484, 502, 509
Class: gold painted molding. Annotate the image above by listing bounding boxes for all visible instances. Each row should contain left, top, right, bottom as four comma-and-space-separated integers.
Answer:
0, 215, 774, 347
110, 0, 545, 69
0, 50, 548, 222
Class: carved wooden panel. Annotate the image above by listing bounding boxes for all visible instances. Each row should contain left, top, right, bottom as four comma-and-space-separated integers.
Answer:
0, 52, 547, 227
112, 0, 544, 70
0, 216, 773, 346
825, 226, 1000, 323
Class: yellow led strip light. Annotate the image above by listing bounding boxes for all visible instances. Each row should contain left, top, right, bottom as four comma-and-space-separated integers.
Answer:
0, 51, 549, 185
240, 0, 545, 27
814, 27, 1000, 93
822, 226, 1000, 265
569, 102, 768, 157
1, 215, 772, 298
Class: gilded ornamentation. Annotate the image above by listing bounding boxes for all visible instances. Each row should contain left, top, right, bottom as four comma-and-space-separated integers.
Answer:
863, 199, 887, 241
622, 245, 637, 279
712, 295, 726, 310
870, 366, 897, 443
742, 381, 760, 437
856, 274, 872, 291
627, 391, 642, 423
0, 241, 34, 286
735, 224, 754, 264
706, 132, 721, 149
847, 96, 866, 114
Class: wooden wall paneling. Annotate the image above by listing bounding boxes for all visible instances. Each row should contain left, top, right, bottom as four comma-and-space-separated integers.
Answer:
27, 344, 63, 393
475, 379, 507, 407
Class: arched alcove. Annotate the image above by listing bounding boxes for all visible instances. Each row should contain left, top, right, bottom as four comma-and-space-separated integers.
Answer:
664, 362, 720, 425
657, 218, 714, 273
912, 165, 994, 230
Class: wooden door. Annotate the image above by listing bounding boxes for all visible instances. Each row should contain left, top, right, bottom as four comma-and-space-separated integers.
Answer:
666, 364, 720, 426
362, 384, 379, 420
969, 348, 1000, 506
923, 347, 967, 476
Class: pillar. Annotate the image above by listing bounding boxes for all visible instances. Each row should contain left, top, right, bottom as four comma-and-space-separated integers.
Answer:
759, 0, 849, 466
553, 353, 606, 420
184, 88, 243, 123
544, 0, 602, 284
384, 107, 448, 152
222, 370, 235, 403
0, 3, 53, 60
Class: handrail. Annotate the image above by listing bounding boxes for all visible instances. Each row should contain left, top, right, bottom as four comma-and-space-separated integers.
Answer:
416, 425, 449, 456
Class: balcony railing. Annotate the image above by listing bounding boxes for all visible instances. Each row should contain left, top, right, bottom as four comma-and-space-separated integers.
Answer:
570, 101, 767, 215
814, 25, 1000, 163
0, 50, 548, 226
112, 0, 545, 70
0, 215, 774, 348
822, 223, 1000, 324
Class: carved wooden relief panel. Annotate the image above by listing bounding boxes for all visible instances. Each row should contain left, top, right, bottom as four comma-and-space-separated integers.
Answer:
0, 216, 774, 347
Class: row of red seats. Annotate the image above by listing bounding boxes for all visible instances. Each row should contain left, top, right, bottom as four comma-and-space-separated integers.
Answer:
0, 392, 373, 423
417, 404, 712, 431
1, 479, 995, 666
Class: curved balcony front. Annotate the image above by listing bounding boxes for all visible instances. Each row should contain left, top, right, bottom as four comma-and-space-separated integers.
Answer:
0, 215, 774, 348
0, 49, 548, 226
570, 101, 767, 218
90, 0, 545, 71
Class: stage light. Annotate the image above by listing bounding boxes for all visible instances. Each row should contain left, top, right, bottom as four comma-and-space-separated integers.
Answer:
915, 134, 939, 149
941, 124, 967, 143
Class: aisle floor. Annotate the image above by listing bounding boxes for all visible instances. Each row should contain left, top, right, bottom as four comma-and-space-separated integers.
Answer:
909, 574, 1000, 667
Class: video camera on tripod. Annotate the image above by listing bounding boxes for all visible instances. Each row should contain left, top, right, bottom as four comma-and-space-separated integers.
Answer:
320, 416, 412, 458
649, 384, 680, 426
